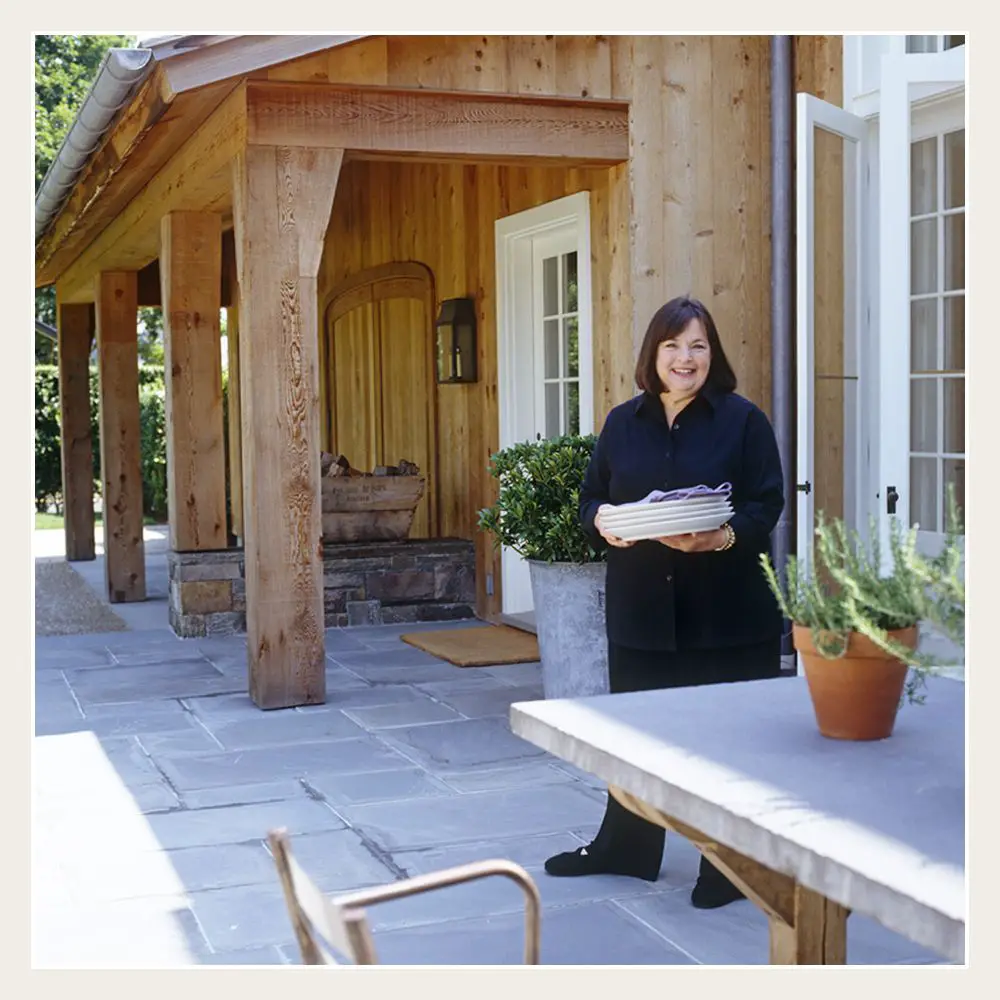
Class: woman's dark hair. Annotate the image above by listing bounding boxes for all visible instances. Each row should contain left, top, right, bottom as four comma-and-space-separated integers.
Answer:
634, 296, 738, 396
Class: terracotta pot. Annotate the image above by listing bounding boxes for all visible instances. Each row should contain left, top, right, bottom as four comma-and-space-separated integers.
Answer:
793, 624, 919, 741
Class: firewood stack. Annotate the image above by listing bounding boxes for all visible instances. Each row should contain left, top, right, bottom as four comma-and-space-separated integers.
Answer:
319, 452, 421, 478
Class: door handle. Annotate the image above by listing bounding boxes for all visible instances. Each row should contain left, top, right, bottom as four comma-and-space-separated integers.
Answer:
886, 486, 899, 515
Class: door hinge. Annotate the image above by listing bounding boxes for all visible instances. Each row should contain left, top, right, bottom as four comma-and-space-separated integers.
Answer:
796, 481, 812, 495
886, 486, 899, 515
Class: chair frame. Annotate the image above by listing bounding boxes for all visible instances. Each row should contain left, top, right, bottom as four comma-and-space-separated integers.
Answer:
267, 828, 542, 965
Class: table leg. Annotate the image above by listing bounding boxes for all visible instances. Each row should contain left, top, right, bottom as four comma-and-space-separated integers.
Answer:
769, 885, 849, 965
608, 785, 850, 965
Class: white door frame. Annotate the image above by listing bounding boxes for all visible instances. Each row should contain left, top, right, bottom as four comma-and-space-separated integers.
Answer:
795, 93, 869, 581
495, 191, 594, 614
877, 47, 965, 558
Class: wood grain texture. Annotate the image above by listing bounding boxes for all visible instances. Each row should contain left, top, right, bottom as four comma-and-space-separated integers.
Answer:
159, 211, 228, 552
95, 272, 146, 603
769, 885, 849, 965
233, 145, 343, 709
245, 81, 629, 164
56, 83, 248, 303
37, 77, 238, 289
57, 302, 96, 561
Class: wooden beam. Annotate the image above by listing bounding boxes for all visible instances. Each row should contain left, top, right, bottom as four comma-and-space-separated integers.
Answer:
56, 83, 248, 304
57, 302, 96, 561
232, 145, 343, 709
36, 76, 239, 289
95, 272, 146, 603
160, 212, 228, 552
245, 81, 629, 164
769, 886, 850, 965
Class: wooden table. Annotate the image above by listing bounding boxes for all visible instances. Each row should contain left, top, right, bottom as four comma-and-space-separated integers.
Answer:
510, 675, 965, 965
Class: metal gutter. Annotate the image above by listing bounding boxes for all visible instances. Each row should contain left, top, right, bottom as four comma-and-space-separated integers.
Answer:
35, 318, 57, 342
34, 47, 154, 243
770, 35, 795, 656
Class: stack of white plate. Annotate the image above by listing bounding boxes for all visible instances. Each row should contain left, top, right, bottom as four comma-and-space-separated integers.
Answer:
599, 493, 734, 542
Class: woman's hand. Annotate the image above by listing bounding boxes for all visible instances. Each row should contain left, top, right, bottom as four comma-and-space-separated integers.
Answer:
595, 508, 636, 548
654, 528, 727, 553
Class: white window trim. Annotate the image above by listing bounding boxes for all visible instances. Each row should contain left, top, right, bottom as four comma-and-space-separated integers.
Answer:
495, 191, 594, 449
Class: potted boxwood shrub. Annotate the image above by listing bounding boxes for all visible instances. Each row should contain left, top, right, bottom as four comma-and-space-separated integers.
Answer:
478, 435, 608, 699
760, 490, 964, 741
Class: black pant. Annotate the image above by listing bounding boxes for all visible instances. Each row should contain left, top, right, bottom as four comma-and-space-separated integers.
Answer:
588, 639, 781, 876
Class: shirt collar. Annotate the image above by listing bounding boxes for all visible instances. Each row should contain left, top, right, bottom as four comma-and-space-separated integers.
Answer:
633, 384, 724, 418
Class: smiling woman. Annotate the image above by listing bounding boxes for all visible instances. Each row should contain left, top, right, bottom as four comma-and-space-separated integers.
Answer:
542, 295, 786, 910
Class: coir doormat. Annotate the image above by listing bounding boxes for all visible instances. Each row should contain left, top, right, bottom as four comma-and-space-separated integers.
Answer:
400, 624, 540, 667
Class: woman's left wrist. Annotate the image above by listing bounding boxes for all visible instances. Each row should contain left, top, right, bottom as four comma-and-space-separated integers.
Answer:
713, 523, 735, 551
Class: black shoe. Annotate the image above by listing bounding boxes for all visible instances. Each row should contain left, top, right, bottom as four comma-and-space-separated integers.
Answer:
544, 845, 659, 882
690, 867, 746, 909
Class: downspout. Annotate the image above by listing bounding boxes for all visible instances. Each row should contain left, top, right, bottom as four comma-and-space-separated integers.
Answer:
34, 47, 153, 243
770, 36, 795, 657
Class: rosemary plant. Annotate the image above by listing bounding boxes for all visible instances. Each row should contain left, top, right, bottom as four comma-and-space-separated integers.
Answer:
760, 487, 965, 703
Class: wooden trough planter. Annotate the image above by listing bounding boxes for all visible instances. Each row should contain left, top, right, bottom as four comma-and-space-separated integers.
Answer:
321, 475, 426, 543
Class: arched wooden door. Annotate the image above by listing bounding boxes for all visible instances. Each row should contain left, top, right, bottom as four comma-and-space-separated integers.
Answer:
321, 263, 439, 538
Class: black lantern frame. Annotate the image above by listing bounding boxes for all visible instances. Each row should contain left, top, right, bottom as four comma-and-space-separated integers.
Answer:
435, 297, 478, 384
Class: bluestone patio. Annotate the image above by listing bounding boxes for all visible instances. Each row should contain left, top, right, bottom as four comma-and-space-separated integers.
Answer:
33, 540, 948, 966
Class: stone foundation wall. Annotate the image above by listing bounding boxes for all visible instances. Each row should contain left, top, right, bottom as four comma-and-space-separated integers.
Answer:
167, 550, 246, 638
166, 539, 475, 637
323, 538, 476, 627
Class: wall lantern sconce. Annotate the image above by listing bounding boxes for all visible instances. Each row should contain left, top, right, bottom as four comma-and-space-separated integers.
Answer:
435, 298, 478, 384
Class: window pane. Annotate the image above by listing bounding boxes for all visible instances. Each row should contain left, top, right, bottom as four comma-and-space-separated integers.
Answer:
944, 213, 965, 291
543, 318, 559, 378
542, 256, 559, 317
564, 252, 578, 313
944, 130, 965, 209
944, 296, 965, 370
945, 36, 965, 49
565, 381, 580, 436
910, 457, 938, 531
942, 458, 965, 528
563, 316, 579, 377
910, 138, 937, 215
906, 35, 938, 53
910, 298, 938, 371
911, 218, 938, 294
943, 377, 965, 453
910, 377, 938, 452
545, 382, 560, 438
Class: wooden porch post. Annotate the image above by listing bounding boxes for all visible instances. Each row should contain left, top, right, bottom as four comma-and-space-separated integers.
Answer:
232, 145, 343, 709
159, 212, 228, 552
95, 271, 146, 602
57, 302, 96, 561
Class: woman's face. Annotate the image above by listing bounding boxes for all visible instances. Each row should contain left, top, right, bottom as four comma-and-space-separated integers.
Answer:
655, 318, 712, 398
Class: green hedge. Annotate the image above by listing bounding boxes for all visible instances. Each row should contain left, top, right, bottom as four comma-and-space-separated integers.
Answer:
34, 364, 170, 519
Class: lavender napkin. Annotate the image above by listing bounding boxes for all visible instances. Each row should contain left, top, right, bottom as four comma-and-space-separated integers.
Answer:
611, 482, 733, 510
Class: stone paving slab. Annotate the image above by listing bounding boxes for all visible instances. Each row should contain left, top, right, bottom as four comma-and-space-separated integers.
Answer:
147, 798, 345, 850
66, 660, 240, 706
156, 737, 410, 790
165, 842, 278, 892
77, 699, 200, 737
274, 828, 399, 892
203, 709, 367, 749
372, 900, 694, 965
428, 683, 546, 719
434, 761, 581, 794
187, 883, 294, 953
337, 784, 603, 852
181, 779, 311, 811
306, 766, 451, 807
343, 698, 463, 730
377, 717, 548, 771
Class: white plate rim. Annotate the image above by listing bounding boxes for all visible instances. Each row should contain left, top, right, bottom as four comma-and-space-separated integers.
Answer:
612, 512, 731, 540
602, 504, 733, 527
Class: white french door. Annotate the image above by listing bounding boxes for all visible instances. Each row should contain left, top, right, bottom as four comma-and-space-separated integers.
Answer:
495, 192, 594, 615
795, 94, 869, 581
877, 48, 966, 558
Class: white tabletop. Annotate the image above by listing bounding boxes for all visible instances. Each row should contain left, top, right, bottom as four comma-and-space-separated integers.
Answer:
510, 674, 965, 962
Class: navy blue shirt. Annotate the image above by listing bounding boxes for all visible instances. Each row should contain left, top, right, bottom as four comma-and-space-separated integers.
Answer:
581, 387, 784, 651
